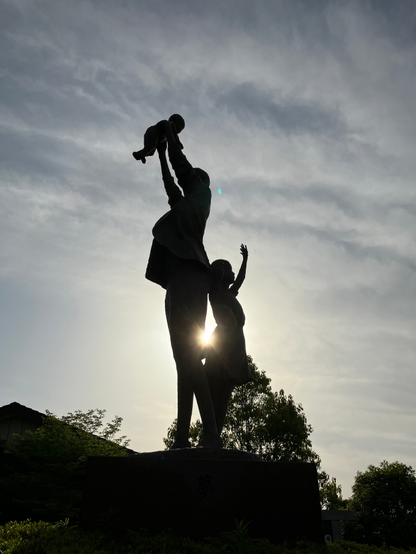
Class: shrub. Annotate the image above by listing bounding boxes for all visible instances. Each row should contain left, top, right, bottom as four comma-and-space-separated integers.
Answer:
3, 520, 416, 554
0, 410, 128, 524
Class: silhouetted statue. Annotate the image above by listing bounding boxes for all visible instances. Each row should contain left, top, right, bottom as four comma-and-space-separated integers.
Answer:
133, 114, 185, 164
145, 119, 222, 449
205, 245, 253, 435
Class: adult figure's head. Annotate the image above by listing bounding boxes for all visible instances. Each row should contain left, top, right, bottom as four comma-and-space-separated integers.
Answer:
194, 167, 210, 187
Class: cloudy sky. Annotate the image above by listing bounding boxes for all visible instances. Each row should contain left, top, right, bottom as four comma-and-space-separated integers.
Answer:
1, 0, 415, 496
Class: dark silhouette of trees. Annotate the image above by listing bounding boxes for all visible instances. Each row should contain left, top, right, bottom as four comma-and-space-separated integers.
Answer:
344, 460, 416, 549
0, 409, 129, 523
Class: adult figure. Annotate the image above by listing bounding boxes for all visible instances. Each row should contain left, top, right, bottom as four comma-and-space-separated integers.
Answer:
145, 120, 222, 449
205, 245, 252, 435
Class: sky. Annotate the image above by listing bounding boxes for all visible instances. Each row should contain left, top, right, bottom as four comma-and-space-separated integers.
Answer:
1, 0, 415, 497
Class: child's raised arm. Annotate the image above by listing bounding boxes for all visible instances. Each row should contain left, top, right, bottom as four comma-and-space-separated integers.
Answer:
230, 244, 248, 296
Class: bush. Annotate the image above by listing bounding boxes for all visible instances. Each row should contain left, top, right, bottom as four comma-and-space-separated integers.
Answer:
0, 410, 129, 524
2, 520, 416, 554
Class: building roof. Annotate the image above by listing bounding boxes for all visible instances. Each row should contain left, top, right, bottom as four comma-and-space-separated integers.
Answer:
0, 402, 45, 426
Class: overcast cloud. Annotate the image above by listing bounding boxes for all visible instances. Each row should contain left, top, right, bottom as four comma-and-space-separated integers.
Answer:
1, 0, 415, 496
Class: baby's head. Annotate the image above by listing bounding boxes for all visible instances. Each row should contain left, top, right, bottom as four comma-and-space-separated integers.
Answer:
211, 259, 235, 285
169, 114, 185, 134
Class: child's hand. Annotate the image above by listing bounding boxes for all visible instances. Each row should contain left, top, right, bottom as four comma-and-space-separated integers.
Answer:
240, 244, 248, 260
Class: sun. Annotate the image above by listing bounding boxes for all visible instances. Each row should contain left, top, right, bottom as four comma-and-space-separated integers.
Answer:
203, 324, 215, 344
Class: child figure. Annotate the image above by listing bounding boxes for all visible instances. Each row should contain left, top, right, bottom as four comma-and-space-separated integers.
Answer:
132, 114, 185, 164
205, 244, 252, 436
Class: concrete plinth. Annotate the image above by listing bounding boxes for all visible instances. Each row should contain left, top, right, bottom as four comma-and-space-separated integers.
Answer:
81, 449, 323, 543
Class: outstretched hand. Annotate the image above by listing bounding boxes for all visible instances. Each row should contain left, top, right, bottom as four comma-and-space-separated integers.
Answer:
240, 244, 248, 261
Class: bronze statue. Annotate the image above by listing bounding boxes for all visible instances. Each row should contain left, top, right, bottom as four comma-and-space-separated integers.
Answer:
133, 114, 185, 164
145, 119, 222, 449
205, 245, 253, 435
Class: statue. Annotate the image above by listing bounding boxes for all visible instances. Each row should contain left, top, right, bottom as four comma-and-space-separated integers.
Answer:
132, 114, 185, 164
205, 245, 253, 435
144, 119, 222, 449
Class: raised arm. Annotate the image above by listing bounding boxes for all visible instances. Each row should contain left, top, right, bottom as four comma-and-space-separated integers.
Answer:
159, 120, 192, 179
229, 244, 248, 296
157, 141, 182, 207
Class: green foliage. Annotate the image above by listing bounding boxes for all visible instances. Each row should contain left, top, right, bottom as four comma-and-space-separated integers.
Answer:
320, 477, 348, 510
164, 356, 344, 508
164, 418, 204, 450
0, 409, 129, 524
327, 542, 416, 554
59, 409, 130, 447
11, 409, 130, 463
220, 358, 274, 455
2, 520, 416, 554
344, 460, 416, 549
224, 519, 251, 554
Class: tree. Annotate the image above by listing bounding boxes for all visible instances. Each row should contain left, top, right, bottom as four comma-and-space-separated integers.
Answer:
320, 477, 348, 510
0, 409, 130, 523
164, 356, 343, 507
344, 461, 416, 549
57, 408, 130, 448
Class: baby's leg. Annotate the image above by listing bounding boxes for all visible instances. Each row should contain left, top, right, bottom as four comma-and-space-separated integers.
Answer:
132, 125, 160, 162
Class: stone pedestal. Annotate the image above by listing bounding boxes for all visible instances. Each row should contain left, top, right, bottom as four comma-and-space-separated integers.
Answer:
81, 449, 323, 543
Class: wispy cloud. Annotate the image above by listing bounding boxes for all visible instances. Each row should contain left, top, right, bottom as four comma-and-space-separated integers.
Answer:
1, 0, 415, 495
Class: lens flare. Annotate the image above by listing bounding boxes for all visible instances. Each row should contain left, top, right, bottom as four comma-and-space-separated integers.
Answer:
203, 324, 215, 344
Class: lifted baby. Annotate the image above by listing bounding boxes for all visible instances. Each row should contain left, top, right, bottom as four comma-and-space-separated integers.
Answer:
132, 114, 185, 164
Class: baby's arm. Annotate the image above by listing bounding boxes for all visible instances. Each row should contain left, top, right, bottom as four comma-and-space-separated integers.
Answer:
229, 244, 248, 296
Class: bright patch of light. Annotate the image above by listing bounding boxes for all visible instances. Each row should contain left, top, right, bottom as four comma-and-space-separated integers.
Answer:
218, 189, 222, 194
203, 324, 215, 343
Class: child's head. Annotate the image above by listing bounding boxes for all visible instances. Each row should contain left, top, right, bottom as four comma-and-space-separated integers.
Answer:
211, 259, 235, 285
169, 114, 185, 134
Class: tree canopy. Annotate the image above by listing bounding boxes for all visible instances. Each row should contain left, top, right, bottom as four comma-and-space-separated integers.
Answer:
0, 409, 130, 523
344, 460, 416, 549
164, 356, 343, 508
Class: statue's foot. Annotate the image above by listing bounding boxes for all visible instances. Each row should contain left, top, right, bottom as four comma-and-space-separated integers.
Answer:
198, 433, 223, 449
132, 151, 143, 161
171, 439, 192, 449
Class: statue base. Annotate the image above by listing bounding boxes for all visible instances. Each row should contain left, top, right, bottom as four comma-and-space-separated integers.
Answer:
81, 448, 323, 543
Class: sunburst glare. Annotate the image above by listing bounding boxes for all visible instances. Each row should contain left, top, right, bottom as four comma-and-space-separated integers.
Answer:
203, 324, 215, 344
